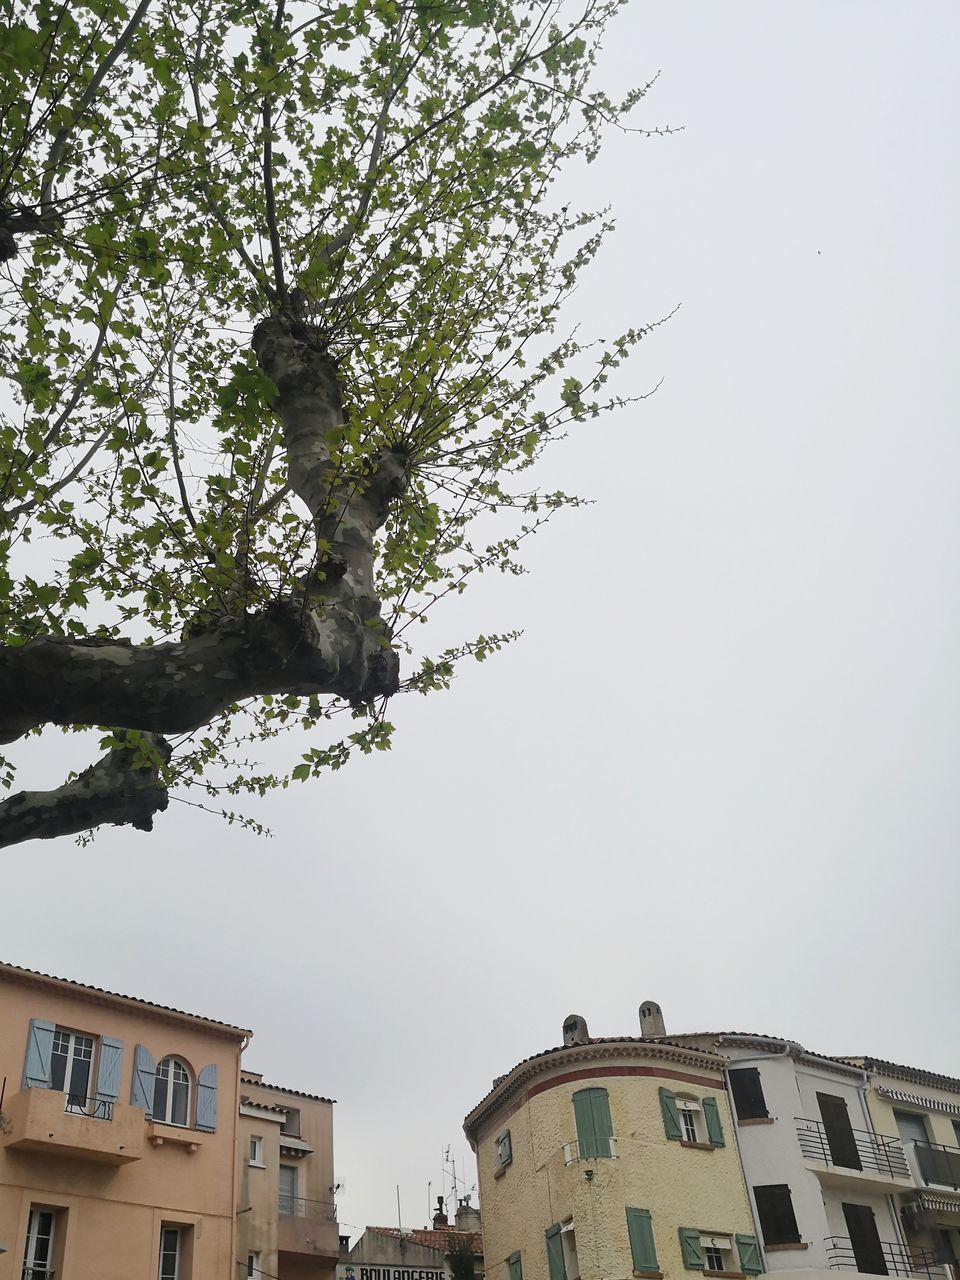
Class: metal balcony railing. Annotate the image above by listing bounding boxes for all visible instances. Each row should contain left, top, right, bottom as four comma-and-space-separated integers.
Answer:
912, 1141, 960, 1192
22, 1269, 56, 1279
825, 1236, 943, 1278
561, 1136, 619, 1164
796, 1118, 910, 1179
278, 1194, 337, 1221
64, 1093, 113, 1121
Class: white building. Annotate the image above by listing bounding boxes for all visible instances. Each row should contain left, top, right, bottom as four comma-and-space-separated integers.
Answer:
669, 1033, 934, 1280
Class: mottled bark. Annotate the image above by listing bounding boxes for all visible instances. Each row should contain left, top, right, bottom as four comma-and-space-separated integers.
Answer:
0, 317, 407, 844
0, 734, 170, 848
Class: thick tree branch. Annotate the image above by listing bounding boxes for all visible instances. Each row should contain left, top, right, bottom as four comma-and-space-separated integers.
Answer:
0, 734, 170, 848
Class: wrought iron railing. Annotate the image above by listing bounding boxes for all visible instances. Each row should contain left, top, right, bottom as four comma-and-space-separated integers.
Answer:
278, 1194, 337, 1221
796, 1118, 910, 1178
825, 1235, 942, 1278
22, 1268, 56, 1279
561, 1136, 619, 1164
912, 1141, 960, 1191
64, 1094, 113, 1121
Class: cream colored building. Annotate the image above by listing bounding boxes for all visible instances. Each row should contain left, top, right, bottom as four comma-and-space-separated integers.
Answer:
0, 960, 247, 1279
843, 1056, 960, 1280
463, 1006, 760, 1280
237, 1070, 339, 1280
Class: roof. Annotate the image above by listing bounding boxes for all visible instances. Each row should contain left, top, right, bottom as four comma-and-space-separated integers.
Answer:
240, 1094, 288, 1114
0, 960, 251, 1038
241, 1073, 335, 1104
366, 1227, 483, 1254
464, 1035, 728, 1137
663, 1032, 866, 1073
838, 1056, 960, 1095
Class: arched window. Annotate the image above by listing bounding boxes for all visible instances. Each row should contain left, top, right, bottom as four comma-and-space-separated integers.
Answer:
154, 1056, 192, 1126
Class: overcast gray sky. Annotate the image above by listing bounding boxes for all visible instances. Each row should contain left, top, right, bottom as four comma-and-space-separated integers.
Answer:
4, 0, 959, 1241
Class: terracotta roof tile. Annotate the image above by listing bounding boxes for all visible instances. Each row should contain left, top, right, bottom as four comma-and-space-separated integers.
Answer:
0, 960, 251, 1037
367, 1228, 483, 1253
241, 1073, 335, 1104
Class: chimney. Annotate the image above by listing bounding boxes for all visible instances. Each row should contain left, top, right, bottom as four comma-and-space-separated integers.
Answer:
563, 1014, 589, 1047
433, 1196, 448, 1229
639, 1001, 665, 1039
455, 1196, 482, 1232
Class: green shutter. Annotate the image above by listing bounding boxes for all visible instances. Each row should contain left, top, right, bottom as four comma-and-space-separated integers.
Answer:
659, 1087, 682, 1141
546, 1225, 566, 1280
736, 1236, 762, 1275
498, 1129, 513, 1165
678, 1228, 704, 1270
626, 1208, 659, 1272
508, 1252, 523, 1280
574, 1088, 612, 1157
702, 1097, 725, 1147
591, 1088, 613, 1156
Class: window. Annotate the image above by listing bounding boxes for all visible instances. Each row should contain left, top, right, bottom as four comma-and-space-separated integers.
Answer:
626, 1207, 659, 1274
679, 1099, 701, 1143
158, 1226, 181, 1280
728, 1069, 768, 1122
497, 1130, 513, 1169
678, 1229, 761, 1275
546, 1224, 567, 1280
753, 1185, 801, 1246
51, 1028, 95, 1109
660, 1090, 725, 1146
817, 1092, 862, 1171
894, 1111, 929, 1145
247, 1254, 262, 1278
507, 1252, 523, 1280
560, 1222, 580, 1280
21, 1207, 55, 1279
572, 1088, 614, 1158
953, 1121, 960, 1150
281, 1106, 301, 1137
249, 1135, 264, 1166
279, 1164, 298, 1214
154, 1057, 192, 1127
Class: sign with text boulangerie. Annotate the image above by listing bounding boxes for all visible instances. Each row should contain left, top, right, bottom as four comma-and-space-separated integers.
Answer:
339, 1265, 448, 1280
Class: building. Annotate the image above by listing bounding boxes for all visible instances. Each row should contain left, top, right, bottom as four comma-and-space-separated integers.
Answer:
0, 961, 340, 1280
0, 959, 248, 1279
341, 1199, 484, 1280
462, 1004, 760, 1280
667, 1032, 939, 1280
237, 1071, 339, 1280
843, 1056, 960, 1279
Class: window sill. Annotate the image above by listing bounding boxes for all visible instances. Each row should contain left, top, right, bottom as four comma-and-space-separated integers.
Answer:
494, 1162, 511, 1179
146, 1121, 203, 1152
633, 1270, 663, 1278
703, 1271, 744, 1278
248, 1161, 266, 1169
680, 1141, 716, 1151
737, 1117, 774, 1127
764, 1244, 807, 1252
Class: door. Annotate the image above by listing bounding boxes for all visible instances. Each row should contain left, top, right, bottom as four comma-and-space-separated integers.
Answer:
51, 1029, 94, 1110
279, 1164, 298, 1215
22, 1208, 55, 1279
818, 1092, 862, 1170
842, 1203, 887, 1276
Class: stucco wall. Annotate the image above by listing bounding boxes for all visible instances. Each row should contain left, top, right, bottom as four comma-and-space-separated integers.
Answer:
470, 1049, 754, 1280
0, 971, 243, 1279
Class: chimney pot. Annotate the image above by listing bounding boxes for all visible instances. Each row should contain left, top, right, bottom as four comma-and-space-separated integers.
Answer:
639, 1001, 666, 1039
563, 1014, 589, 1047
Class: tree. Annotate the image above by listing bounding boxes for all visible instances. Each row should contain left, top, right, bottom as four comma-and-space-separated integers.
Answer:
446, 1233, 477, 1280
0, 0, 666, 847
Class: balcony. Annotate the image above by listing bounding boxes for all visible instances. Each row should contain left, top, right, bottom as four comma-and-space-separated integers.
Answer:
278, 1195, 339, 1260
796, 1118, 911, 1187
825, 1235, 945, 1279
0, 1087, 143, 1164
562, 1136, 619, 1164
906, 1141, 960, 1194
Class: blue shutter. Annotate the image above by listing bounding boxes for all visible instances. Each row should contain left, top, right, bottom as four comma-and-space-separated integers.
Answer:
95, 1037, 123, 1106
702, 1097, 725, 1147
659, 1087, 682, 1141
130, 1044, 157, 1115
545, 1225, 566, 1280
196, 1063, 217, 1132
736, 1236, 763, 1275
678, 1229, 703, 1270
22, 1019, 55, 1089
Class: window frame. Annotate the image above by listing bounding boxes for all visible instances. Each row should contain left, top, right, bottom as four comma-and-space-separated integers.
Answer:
249, 1135, 265, 1167
677, 1099, 702, 1144
247, 1253, 261, 1278
22, 1206, 56, 1278
280, 1106, 301, 1137
560, 1220, 580, 1280
51, 1027, 96, 1110
279, 1163, 299, 1215
154, 1056, 193, 1128
158, 1226, 181, 1280
699, 1234, 732, 1274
